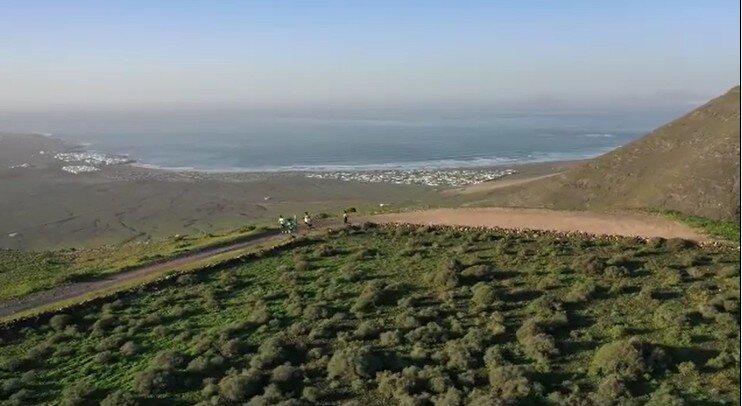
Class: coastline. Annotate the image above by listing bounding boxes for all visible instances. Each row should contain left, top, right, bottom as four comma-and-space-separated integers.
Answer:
0, 132, 579, 250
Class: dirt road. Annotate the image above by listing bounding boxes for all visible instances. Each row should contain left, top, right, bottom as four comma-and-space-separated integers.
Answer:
0, 208, 708, 319
373, 207, 708, 241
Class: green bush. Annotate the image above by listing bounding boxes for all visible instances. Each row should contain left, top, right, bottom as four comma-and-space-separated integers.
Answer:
589, 338, 667, 380
488, 365, 539, 401
470, 282, 497, 308
152, 350, 188, 369
133, 368, 174, 395
572, 255, 606, 275
516, 319, 558, 364
60, 383, 96, 406
99, 391, 135, 406
327, 344, 382, 379
50, 314, 73, 331
565, 279, 596, 303
218, 371, 263, 402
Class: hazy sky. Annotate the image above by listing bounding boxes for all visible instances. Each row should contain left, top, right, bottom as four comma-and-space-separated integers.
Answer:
1, 0, 739, 111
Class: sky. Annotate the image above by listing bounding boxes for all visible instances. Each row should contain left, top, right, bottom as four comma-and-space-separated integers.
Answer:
0, 0, 739, 112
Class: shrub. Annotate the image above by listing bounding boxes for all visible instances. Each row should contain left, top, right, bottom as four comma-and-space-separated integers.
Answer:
646, 383, 685, 406
355, 320, 381, 339
379, 330, 402, 346
719, 265, 739, 278
302, 386, 320, 402
94, 351, 115, 364
218, 371, 263, 402
351, 281, 387, 313
516, 319, 558, 364
187, 355, 224, 374
152, 350, 188, 370
589, 338, 667, 380
405, 322, 447, 344
593, 374, 631, 403
565, 279, 596, 303
60, 383, 96, 406
50, 314, 73, 331
653, 302, 688, 328
470, 282, 497, 308
248, 303, 272, 325
488, 365, 539, 401
572, 255, 606, 275
666, 238, 693, 250
461, 264, 492, 280
91, 315, 117, 335
527, 295, 568, 326
303, 303, 329, 320
604, 265, 630, 278
133, 368, 174, 395
177, 274, 198, 285
425, 262, 460, 290
443, 340, 475, 370
100, 390, 139, 406
327, 343, 382, 379
271, 364, 299, 383
119, 341, 139, 357
95, 335, 124, 352
395, 311, 420, 330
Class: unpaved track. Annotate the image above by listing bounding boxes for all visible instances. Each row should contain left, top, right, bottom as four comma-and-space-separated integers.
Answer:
445, 173, 561, 195
0, 231, 292, 319
373, 207, 708, 241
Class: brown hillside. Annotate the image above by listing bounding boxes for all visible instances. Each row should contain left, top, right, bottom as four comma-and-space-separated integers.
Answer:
475, 86, 741, 221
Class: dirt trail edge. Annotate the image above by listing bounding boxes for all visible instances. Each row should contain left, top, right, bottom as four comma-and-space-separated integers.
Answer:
0, 231, 294, 319
372, 207, 709, 242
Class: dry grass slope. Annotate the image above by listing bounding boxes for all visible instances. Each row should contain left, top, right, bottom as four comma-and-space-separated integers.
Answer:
476, 86, 741, 221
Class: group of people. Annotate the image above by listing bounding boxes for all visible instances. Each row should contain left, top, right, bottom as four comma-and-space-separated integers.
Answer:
277, 210, 351, 234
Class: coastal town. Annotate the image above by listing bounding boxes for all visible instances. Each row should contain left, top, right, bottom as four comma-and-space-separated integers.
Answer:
305, 167, 517, 187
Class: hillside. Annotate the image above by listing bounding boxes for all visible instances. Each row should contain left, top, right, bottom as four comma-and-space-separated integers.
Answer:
0, 225, 738, 404
474, 86, 741, 221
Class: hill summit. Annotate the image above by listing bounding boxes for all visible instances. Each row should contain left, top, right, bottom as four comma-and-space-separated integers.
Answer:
479, 86, 741, 221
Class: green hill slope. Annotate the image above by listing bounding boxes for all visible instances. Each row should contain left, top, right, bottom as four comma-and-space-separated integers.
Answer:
478, 86, 741, 221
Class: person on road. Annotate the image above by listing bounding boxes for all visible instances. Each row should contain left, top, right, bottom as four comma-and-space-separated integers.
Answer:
303, 212, 313, 229
343, 211, 349, 224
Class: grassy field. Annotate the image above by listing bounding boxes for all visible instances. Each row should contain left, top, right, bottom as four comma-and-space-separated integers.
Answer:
0, 225, 270, 301
655, 210, 740, 243
0, 225, 738, 405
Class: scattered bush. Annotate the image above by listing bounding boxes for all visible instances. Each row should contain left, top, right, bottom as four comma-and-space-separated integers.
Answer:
470, 282, 497, 308
516, 319, 558, 364
100, 390, 139, 406
60, 383, 96, 406
355, 320, 381, 339
119, 341, 138, 356
133, 368, 174, 395
589, 338, 667, 380
218, 371, 263, 402
572, 255, 606, 275
488, 365, 539, 401
565, 279, 596, 302
50, 314, 73, 331
151, 350, 187, 370
327, 344, 382, 379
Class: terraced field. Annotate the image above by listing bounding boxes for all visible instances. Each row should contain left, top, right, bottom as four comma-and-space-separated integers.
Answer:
0, 225, 738, 405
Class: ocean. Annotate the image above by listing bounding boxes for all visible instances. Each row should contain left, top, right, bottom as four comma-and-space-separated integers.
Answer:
1, 109, 682, 172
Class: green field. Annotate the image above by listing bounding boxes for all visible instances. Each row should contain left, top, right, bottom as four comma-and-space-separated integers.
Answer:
0, 225, 738, 405
0, 225, 269, 301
